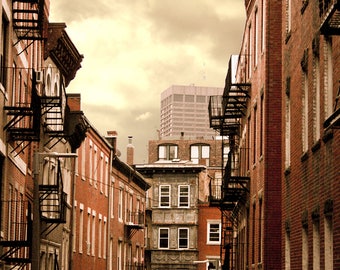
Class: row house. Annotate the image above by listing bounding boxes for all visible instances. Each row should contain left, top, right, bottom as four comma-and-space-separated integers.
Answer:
0, 1, 86, 270
71, 126, 150, 270
209, 0, 283, 269
136, 136, 224, 270
282, 1, 340, 269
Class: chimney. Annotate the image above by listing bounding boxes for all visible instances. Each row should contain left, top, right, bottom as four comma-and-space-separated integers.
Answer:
67, 93, 81, 111
126, 136, 134, 166
106, 130, 118, 155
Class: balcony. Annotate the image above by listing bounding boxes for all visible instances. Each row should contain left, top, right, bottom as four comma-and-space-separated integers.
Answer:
125, 211, 145, 239
319, 0, 340, 35
209, 57, 250, 137
12, 0, 45, 41
39, 156, 67, 224
0, 200, 32, 268
3, 68, 41, 154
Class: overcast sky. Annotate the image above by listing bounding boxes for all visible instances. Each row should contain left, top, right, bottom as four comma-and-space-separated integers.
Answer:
49, 0, 246, 163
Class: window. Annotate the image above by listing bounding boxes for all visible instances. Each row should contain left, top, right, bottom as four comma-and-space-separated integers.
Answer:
207, 221, 221, 244
79, 205, 84, 253
285, 229, 291, 270
190, 144, 210, 164
324, 216, 333, 270
178, 185, 189, 207
302, 70, 309, 153
286, 0, 292, 35
0, 15, 8, 86
159, 185, 170, 207
313, 55, 321, 142
285, 78, 291, 168
178, 228, 189, 249
159, 228, 169, 249
302, 225, 308, 270
313, 219, 320, 270
158, 144, 178, 160
118, 188, 123, 220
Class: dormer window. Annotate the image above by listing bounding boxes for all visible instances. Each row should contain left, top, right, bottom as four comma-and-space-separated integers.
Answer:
158, 144, 178, 160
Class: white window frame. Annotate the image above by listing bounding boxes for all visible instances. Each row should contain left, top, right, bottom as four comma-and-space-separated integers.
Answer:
207, 221, 221, 245
159, 185, 171, 208
190, 144, 210, 164
159, 228, 169, 249
158, 144, 178, 160
178, 185, 190, 208
178, 228, 189, 249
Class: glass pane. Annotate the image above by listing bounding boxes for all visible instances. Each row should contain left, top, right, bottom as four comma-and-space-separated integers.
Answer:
202, 145, 210, 158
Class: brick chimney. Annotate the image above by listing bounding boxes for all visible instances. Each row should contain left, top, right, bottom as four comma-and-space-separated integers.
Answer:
67, 93, 81, 111
126, 136, 134, 165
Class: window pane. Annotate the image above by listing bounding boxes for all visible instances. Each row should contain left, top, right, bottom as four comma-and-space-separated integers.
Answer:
160, 185, 170, 207
158, 146, 166, 160
179, 186, 189, 207
179, 228, 188, 249
202, 145, 210, 158
169, 145, 178, 159
159, 228, 169, 248
209, 223, 220, 242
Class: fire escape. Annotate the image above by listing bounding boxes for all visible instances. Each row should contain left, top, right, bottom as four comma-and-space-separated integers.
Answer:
208, 57, 250, 270
320, 0, 340, 130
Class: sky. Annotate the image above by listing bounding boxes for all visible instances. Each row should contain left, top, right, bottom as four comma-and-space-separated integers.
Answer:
49, 0, 246, 164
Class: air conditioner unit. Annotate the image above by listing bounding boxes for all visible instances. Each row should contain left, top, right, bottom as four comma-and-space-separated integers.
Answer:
36, 71, 43, 84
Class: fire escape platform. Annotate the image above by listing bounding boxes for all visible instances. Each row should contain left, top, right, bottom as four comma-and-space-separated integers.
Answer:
320, 0, 340, 35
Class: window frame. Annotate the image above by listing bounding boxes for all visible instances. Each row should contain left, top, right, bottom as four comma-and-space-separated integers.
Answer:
178, 227, 189, 249
159, 228, 169, 249
178, 185, 190, 208
190, 144, 210, 164
159, 185, 171, 208
207, 221, 221, 245
158, 144, 178, 161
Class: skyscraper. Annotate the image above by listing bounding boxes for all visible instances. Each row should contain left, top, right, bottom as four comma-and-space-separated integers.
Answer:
160, 85, 223, 138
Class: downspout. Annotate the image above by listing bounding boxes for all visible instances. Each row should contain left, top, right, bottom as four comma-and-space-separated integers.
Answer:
69, 154, 77, 270
106, 147, 114, 270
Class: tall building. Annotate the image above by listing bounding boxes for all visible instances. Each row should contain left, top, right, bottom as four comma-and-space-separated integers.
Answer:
160, 85, 223, 138
209, 1, 283, 269
282, 1, 339, 270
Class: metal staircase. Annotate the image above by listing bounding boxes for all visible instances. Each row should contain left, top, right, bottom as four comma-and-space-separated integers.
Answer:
12, 0, 45, 41
0, 200, 32, 269
208, 57, 251, 270
39, 157, 67, 223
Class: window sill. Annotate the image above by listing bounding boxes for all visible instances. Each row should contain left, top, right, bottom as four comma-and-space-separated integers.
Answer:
300, 151, 309, 162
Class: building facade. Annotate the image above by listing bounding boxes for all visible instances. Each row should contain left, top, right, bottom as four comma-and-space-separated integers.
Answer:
160, 85, 223, 138
0, 1, 86, 269
137, 136, 223, 270
282, 1, 340, 269
209, 1, 283, 269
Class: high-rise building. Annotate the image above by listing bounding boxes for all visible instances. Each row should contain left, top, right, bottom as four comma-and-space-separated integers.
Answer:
160, 85, 223, 138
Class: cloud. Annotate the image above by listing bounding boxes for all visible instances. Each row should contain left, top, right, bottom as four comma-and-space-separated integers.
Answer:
49, 0, 246, 163
135, 112, 152, 121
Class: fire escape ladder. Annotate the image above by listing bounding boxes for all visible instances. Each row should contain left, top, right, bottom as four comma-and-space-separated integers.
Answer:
12, 0, 45, 42
3, 68, 41, 155
319, 0, 340, 35
40, 76, 66, 144
0, 200, 32, 267
39, 158, 67, 223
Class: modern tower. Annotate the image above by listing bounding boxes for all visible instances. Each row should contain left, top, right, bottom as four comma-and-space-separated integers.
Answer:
160, 85, 223, 138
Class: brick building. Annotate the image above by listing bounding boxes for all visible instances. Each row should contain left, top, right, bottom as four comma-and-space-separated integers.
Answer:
136, 136, 223, 270
209, 1, 283, 269
0, 1, 86, 269
282, 1, 340, 269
